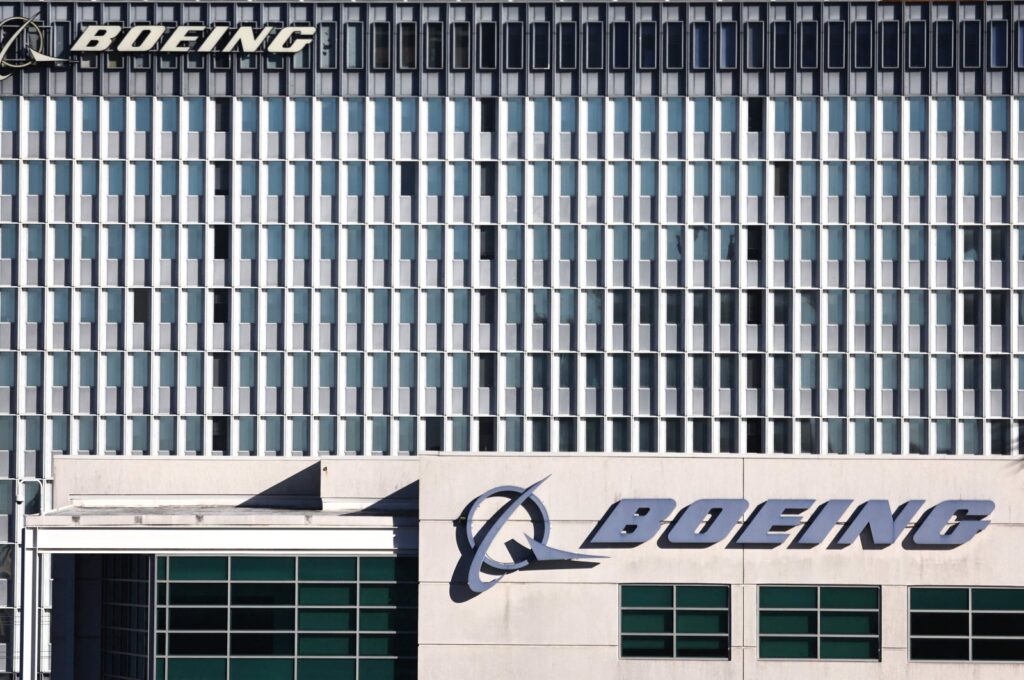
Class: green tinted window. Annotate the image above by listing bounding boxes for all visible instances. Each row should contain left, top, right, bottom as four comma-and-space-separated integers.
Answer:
231, 556, 295, 581
169, 557, 227, 581
620, 584, 730, 659
910, 587, 1024, 661
299, 557, 357, 582
758, 585, 880, 660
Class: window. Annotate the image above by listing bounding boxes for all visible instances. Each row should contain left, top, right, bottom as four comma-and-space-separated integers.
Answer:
1017, 22, 1024, 69
637, 21, 657, 70
826, 21, 845, 69
907, 20, 926, 69
532, 21, 551, 70
749, 21, 765, 69
962, 20, 981, 69
425, 22, 444, 70
693, 21, 710, 70
506, 22, 524, 70
584, 22, 605, 70
991, 20, 1008, 69
479, 22, 498, 70
665, 21, 684, 70
398, 22, 416, 70
772, 21, 791, 70
759, 586, 880, 660
452, 22, 471, 70
370, 23, 389, 70
611, 22, 630, 70
910, 587, 1024, 661
719, 22, 737, 70
853, 21, 872, 69
935, 21, 954, 69
621, 585, 730, 659
799, 21, 817, 69
558, 22, 577, 70
880, 21, 899, 69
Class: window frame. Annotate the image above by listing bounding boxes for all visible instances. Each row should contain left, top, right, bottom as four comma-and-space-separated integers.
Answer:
451, 21, 472, 71
558, 21, 578, 71
584, 21, 604, 70
478, 21, 499, 71
692, 20, 711, 71
771, 20, 792, 71
719, 20, 738, 71
637, 21, 658, 71
990, 20, 1009, 70
532, 20, 552, 71
505, 21, 525, 70
424, 21, 445, 71
758, 585, 882, 661
620, 583, 732, 660
611, 21, 631, 71
746, 20, 765, 70
908, 586, 1024, 662
825, 20, 845, 70
961, 19, 982, 70
934, 20, 955, 70
344, 21, 364, 71
906, 20, 927, 70
798, 20, 818, 70
665, 20, 685, 70
397, 22, 418, 71
1017, 21, 1024, 69
852, 20, 873, 70
879, 20, 900, 70
370, 21, 391, 72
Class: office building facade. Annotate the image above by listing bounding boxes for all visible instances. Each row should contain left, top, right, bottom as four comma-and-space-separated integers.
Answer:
0, 1, 1022, 678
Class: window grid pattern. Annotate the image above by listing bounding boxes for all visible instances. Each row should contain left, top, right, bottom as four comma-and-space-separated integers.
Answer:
154, 555, 417, 680
909, 586, 1024, 662
620, 584, 731, 659
100, 555, 151, 680
758, 585, 881, 660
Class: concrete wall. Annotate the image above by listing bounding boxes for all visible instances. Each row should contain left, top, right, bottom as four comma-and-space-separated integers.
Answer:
418, 454, 1024, 680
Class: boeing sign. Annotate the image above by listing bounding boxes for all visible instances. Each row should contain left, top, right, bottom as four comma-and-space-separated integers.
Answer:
456, 479, 994, 595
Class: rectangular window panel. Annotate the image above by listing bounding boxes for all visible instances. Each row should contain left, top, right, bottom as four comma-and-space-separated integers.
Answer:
558, 22, 577, 70
910, 587, 1024, 661
452, 22, 471, 70
344, 23, 363, 70
585, 22, 604, 70
665, 21, 685, 70
880, 21, 899, 69
425, 22, 444, 70
772, 21, 791, 70
852, 21, 872, 69
479, 22, 498, 70
935, 20, 954, 69
371, 22, 390, 71
759, 586, 880, 661
638, 21, 657, 70
747, 21, 765, 69
799, 21, 817, 69
907, 20, 926, 69
611, 22, 630, 70
621, 584, 730, 659
693, 21, 711, 70
962, 20, 981, 69
991, 20, 1009, 69
1017, 22, 1024, 69
826, 21, 844, 69
506, 22, 525, 70
719, 21, 737, 70
532, 21, 551, 70
397, 23, 416, 71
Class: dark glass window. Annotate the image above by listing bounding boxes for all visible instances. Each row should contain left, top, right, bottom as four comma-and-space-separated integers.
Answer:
826, 21, 844, 69
621, 585, 731, 659
478, 22, 498, 70
611, 22, 630, 70
370, 23, 390, 71
719, 21, 737, 70
693, 21, 711, 70
760, 586, 881, 660
397, 23, 416, 71
665, 21, 685, 70
452, 22, 471, 70
747, 21, 765, 69
214, 226, 230, 259
772, 21, 791, 70
907, 21, 926, 69
585, 22, 604, 70
558, 22, 577, 70
505, 22, 524, 70
852, 21, 872, 69
638, 21, 657, 70
425, 23, 444, 70
934, 20, 954, 69
962, 20, 981, 69
532, 22, 551, 70
799, 21, 817, 69
910, 587, 1024, 662
990, 20, 1008, 69
880, 21, 899, 69
1017, 22, 1024, 69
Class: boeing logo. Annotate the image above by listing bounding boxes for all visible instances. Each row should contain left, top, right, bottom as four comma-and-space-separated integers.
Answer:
460, 478, 603, 594
455, 478, 994, 596
0, 17, 66, 81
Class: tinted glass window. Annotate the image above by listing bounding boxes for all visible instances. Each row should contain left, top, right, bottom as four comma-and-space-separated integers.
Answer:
533, 22, 551, 69
506, 22, 524, 69
611, 22, 630, 69
558, 22, 577, 70
853, 21, 872, 69
962, 20, 981, 69
799, 21, 817, 69
772, 22, 791, 70
425, 23, 444, 70
719, 22, 737, 69
747, 22, 765, 69
826, 21, 844, 69
880, 21, 899, 69
452, 22, 470, 70
666, 22, 685, 69
479, 23, 497, 70
638, 22, 657, 70
935, 21, 954, 69
693, 22, 711, 70
991, 21, 1008, 68
907, 21, 926, 69
585, 22, 603, 69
